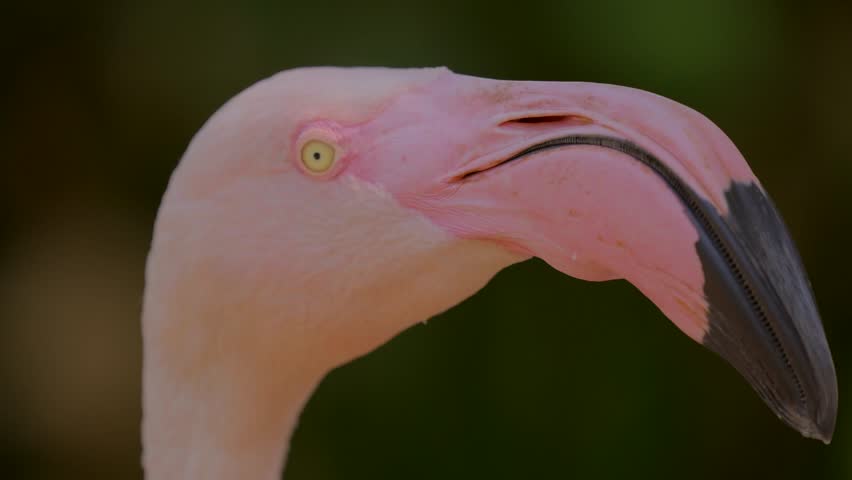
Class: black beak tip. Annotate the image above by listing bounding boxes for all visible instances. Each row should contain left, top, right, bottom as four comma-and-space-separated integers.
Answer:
693, 181, 838, 445
781, 346, 838, 444
809, 390, 837, 444
795, 403, 836, 444
815, 421, 835, 445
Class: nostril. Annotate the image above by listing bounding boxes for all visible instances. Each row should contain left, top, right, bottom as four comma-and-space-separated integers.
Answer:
509, 115, 569, 124
500, 114, 593, 127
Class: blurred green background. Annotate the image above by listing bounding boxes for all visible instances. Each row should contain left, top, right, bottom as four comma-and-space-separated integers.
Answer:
3, 0, 851, 478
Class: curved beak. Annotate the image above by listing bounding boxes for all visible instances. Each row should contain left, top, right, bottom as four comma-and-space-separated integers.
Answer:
372, 73, 838, 442
469, 134, 838, 442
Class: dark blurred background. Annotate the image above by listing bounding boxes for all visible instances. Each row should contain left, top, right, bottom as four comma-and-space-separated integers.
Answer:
3, 1, 851, 478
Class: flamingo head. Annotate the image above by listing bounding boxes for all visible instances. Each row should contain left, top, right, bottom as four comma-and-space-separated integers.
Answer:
145, 67, 837, 451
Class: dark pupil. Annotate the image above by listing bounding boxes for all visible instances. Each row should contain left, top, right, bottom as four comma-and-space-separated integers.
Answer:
312, 151, 321, 160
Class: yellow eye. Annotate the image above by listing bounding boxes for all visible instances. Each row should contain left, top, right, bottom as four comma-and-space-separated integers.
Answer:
300, 140, 336, 173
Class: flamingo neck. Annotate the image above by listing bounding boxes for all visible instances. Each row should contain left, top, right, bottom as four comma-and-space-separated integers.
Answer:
142, 306, 324, 480
141, 175, 524, 479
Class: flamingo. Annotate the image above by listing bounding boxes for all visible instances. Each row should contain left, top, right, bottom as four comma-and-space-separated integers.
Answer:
142, 67, 837, 479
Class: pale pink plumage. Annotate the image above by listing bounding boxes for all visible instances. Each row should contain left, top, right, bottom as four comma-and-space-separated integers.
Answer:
142, 67, 833, 479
